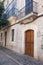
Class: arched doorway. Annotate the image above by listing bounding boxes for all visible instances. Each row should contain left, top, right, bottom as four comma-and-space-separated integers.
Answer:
25, 30, 34, 57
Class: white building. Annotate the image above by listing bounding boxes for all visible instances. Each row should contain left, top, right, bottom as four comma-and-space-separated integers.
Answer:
0, 0, 43, 61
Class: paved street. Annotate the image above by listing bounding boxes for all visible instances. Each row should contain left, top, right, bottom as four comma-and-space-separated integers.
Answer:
0, 51, 19, 65
0, 46, 43, 65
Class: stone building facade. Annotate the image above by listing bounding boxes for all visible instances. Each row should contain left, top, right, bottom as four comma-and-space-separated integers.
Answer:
0, 0, 43, 61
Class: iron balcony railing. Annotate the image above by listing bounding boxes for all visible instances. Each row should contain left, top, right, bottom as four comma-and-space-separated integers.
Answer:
4, 1, 37, 19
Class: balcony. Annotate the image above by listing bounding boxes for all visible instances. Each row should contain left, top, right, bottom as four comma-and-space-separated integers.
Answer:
17, 1, 38, 19
4, 1, 38, 23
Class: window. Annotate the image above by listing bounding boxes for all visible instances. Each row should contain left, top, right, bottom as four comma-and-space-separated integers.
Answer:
25, 0, 33, 14
10, 0, 17, 16
12, 29, 14, 41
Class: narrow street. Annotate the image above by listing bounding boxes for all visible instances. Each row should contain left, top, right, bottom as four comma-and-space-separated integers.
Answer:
0, 47, 20, 65
0, 46, 43, 65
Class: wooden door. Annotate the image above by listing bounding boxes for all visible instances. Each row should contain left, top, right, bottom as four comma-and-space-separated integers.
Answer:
5, 31, 7, 47
25, 30, 34, 57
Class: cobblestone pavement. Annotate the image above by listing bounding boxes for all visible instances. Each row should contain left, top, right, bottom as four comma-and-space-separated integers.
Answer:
0, 46, 43, 65
0, 50, 19, 65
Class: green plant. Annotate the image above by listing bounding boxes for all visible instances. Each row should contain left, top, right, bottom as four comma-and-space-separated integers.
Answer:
0, 2, 10, 29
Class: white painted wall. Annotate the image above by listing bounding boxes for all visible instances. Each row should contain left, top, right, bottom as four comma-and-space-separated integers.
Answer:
34, 0, 43, 14
16, 0, 25, 10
